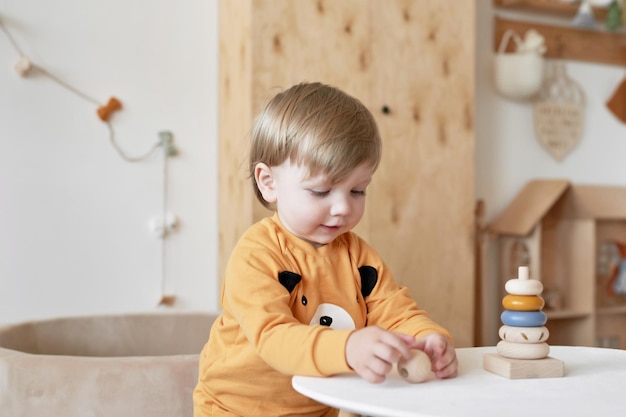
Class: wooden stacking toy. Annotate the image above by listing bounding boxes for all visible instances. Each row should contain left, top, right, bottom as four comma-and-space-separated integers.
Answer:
483, 266, 564, 379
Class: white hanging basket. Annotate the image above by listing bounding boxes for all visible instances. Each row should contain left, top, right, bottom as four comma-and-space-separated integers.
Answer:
493, 30, 545, 100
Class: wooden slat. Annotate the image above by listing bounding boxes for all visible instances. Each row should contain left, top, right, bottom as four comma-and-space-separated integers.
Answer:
368, 0, 476, 348
218, 0, 255, 286
568, 185, 626, 219
488, 179, 570, 237
494, 16, 626, 67
493, 0, 609, 20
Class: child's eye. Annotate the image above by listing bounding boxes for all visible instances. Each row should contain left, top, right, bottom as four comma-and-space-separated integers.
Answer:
351, 189, 366, 196
309, 190, 330, 197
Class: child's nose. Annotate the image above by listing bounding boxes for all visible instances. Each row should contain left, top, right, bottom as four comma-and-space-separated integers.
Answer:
330, 194, 350, 216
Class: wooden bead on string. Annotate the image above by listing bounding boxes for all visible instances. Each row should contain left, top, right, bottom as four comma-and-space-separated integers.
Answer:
397, 349, 432, 383
97, 97, 122, 121
15, 56, 32, 77
158, 295, 176, 307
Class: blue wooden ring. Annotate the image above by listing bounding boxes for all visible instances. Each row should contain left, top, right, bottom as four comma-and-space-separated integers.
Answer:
500, 310, 547, 327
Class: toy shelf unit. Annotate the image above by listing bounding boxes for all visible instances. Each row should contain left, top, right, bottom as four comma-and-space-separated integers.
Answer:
489, 179, 626, 349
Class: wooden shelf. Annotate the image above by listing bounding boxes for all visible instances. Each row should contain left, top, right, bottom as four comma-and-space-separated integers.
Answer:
494, 16, 626, 67
494, 0, 609, 21
545, 309, 591, 320
493, 0, 626, 67
597, 305, 626, 315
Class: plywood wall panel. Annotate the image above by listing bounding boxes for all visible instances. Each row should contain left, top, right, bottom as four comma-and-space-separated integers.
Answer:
368, 0, 475, 347
250, 0, 372, 101
218, 0, 255, 284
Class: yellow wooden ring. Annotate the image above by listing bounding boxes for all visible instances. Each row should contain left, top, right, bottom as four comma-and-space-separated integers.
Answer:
499, 325, 550, 343
502, 294, 545, 311
504, 278, 543, 296
497, 340, 550, 360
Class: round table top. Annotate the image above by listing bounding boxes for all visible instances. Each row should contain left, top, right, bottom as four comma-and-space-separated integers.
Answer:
292, 346, 626, 417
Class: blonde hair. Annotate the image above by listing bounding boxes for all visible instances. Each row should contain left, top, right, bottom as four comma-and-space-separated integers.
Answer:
250, 82, 382, 208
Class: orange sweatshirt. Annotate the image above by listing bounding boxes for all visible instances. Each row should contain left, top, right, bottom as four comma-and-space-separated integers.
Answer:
193, 214, 451, 417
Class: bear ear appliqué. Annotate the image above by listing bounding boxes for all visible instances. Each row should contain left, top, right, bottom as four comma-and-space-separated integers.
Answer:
358, 265, 378, 297
278, 271, 302, 293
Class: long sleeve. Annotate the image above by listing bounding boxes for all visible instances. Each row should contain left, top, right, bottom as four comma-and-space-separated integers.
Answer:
351, 236, 453, 342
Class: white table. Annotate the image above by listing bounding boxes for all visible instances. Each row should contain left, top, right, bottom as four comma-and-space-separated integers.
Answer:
292, 346, 626, 417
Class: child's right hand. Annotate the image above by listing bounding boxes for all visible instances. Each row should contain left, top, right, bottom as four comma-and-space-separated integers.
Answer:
345, 326, 419, 383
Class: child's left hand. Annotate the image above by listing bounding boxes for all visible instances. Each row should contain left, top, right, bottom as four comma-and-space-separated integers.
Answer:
414, 333, 458, 379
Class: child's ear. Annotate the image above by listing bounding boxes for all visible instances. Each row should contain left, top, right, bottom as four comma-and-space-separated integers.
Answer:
254, 163, 277, 204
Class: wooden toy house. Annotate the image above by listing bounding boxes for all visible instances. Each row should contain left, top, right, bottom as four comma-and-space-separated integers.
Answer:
488, 179, 626, 348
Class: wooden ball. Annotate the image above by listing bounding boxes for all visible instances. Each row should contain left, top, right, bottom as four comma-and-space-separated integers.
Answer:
397, 349, 431, 383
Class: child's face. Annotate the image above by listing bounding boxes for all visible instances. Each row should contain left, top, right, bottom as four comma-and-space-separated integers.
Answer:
268, 160, 373, 248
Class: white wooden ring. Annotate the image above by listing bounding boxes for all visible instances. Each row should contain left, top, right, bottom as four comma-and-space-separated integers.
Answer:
505, 278, 543, 295
499, 325, 550, 343
497, 340, 550, 359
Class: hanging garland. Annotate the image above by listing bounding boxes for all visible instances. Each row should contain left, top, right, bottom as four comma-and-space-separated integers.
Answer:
0, 15, 178, 161
0, 14, 177, 306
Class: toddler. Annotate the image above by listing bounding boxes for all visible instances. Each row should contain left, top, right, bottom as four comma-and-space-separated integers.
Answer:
193, 82, 458, 417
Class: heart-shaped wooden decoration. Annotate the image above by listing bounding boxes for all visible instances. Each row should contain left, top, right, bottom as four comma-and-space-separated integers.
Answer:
534, 62, 585, 161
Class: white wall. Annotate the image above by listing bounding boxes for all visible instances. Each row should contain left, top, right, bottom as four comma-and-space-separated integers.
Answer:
0, 0, 219, 325
476, 2, 626, 344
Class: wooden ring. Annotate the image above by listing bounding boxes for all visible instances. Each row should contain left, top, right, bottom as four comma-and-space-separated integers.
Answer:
502, 294, 545, 311
501, 310, 547, 327
497, 340, 550, 359
505, 278, 543, 295
499, 325, 550, 343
